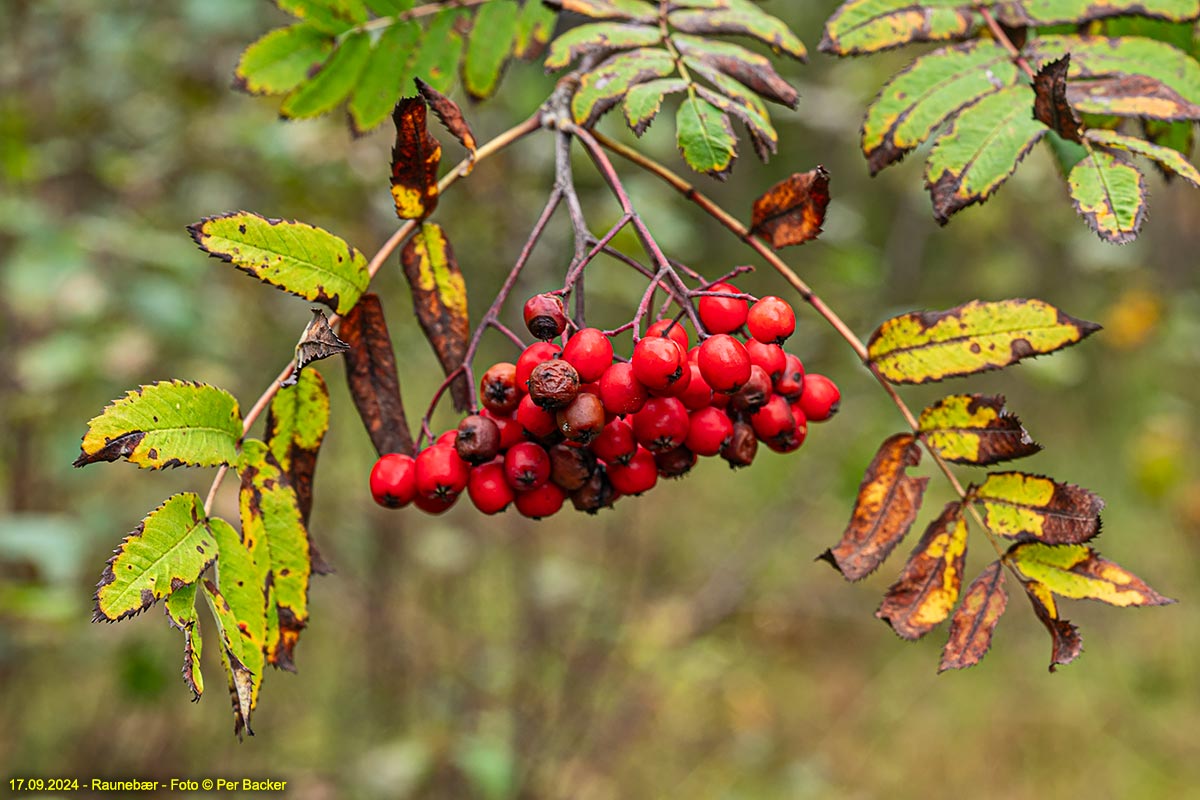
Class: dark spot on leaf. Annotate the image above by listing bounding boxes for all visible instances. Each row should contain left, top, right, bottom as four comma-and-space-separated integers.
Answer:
170, 577, 185, 592
74, 430, 146, 467
238, 223, 247, 234
970, 343, 981, 354
196, 545, 205, 554
1010, 338, 1035, 360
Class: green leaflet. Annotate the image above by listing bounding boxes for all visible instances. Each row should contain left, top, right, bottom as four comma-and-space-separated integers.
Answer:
692, 84, 777, 161
675, 94, 738, 178
188, 211, 369, 314
1009, 543, 1174, 607
867, 299, 1101, 385
365, 0, 413, 13
75, 380, 241, 470
277, 0, 360, 35
280, 31, 372, 119
820, 0, 977, 56
348, 21, 421, 135
862, 40, 1017, 174
463, 0, 520, 100
408, 8, 465, 93
996, 0, 1200, 25
925, 85, 1048, 223
667, 2, 807, 61
544, 22, 664, 70
94, 493, 215, 622
514, 0, 559, 59
1068, 150, 1147, 244
623, 78, 689, 135
572, 48, 676, 126
239, 440, 312, 672
1028, 35, 1200, 120
235, 24, 334, 96
1085, 128, 1200, 186
201, 580, 257, 738
672, 34, 798, 108
210, 517, 267, 717
165, 582, 204, 700
560, 0, 658, 21
918, 394, 1041, 465
266, 369, 330, 476
974, 472, 1103, 544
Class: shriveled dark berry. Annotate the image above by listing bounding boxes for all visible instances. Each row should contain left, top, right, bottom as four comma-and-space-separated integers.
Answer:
721, 421, 758, 469
548, 442, 596, 491
571, 466, 616, 514
556, 392, 606, 444
455, 414, 501, 465
730, 365, 772, 413
528, 359, 581, 409
654, 446, 696, 479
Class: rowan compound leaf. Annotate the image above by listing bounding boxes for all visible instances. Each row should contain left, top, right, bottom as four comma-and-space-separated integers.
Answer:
200, 580, 257, 738
1021, 578, 1083, 672
673, 35, 798, 108
234, 24, 335, 96
188, 212, 370, 314
1033, 56, 1083, 142
675, 95, 738, 179
749, 167, 831, 248
463, 0, 520, 100
209, 517, 267, 716
667, 2, 808, 61
416, 77, 478, 154
918, 394, 1041, 465
820, 434, 929, 581
401, 223, 471, 412
553, 0, 658, 22
390, 96, 442, 220
279, 30, 372, 119
348, 20, 420, 135
1068, 150, 1147, 244
1085, 128, 1200, 187
997, 0, 1200, 26
572, 48, 677, 127
94, 493, 215, 622
866, 298, 1102, 385
975, 472, 1104, 544
876, 501, 969, 640
820, 0, 978, 56
339, 293, 415, 457
239, 440, 312, 671
409, 8, 467, 93
75, 381, 242, 470
623, 78, 689, 135
862, 41, 1019, 174
1010, 543, 1174, 607
544, 22, 664, 71
514, 0, 559, 59
939, 560, 1008, 672
165, 582, 204, 700
925, 85, 1048, 224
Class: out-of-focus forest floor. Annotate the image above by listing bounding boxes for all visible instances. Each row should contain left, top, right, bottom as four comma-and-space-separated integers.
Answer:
3, 2, 1200, 797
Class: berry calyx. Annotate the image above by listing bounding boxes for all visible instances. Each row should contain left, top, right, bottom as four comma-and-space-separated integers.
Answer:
413, 492, 456, 514
562, 327, 614, 382
631, 335, 687, 392
799, 374, 840, 422
523, 293, 567, 341
468, 462, 515, 515
370, 453, 417, 508
747, 296, 796, 345
697, 333, 752, 393
697, 281, 748, 335
504, 441, 551, 491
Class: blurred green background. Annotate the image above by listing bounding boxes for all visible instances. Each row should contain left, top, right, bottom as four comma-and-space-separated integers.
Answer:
3, 2, 1199, 797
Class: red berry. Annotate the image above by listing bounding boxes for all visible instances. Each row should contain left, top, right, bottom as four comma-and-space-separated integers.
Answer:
468, 462, 515, 514
697, 281, 748, 335
481, 362, 520, 415
514, 482, 566, 518
481, 409, 524, 450
697, 334, 752, 393
750, 395, 796, 451
415, 445, 470, 500
523, 293, 567, 341
436, 430, 458, 447
607, 446, 658, 495
516, 341, 562, 389
646, 318, 690, 352
685, 407, 733, 456
456, 414, 500, 464
370, 453, 417, 508
774, 353, 805, 401
515, 394, 559, 440
677, 363, 713, 411
413, 492, 456, 514
654, 446, 696, 479
730, 365, 772, 413
504, 441, 551, 491
744, 340, 786, 380
591, 417, 637, 465
631, 396, 689, 453
632, 336, 687, 392
799, 374, 840, 422
561, 327, 614, 382
598, 361, 648, 416
649, 354, 692, 399
747, 296, 796, 345
556, 392, 606, 444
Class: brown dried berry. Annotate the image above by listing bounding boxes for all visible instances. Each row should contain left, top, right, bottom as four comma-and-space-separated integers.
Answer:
455, 414, 501, 465
571, 466, 616, 514
481, 362, 520, 415
528, 358, 580, 410
721, 421, 758, 469
730, 364, 772, 414
654, 445, 696, 479
556, 392, 606, 444
548, 442, 596, 491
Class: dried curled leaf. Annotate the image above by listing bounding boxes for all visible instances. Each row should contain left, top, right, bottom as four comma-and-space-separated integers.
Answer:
918, 394, 1041, 465
820, 434, 929, 581
974, 472, 1104, 544
876, 501, 969, 640
939, 560, 1008, 672
165, 583, 204, 700
1033, 55, 1082, 143
1021, 578, 1083, 672
339, 293, 415, 457
749, 167, 831, 248
416, 77, 478, 155
391, 96, 442, 220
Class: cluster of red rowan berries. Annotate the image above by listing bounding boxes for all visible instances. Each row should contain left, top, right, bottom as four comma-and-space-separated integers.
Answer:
369, 285, 839, 518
